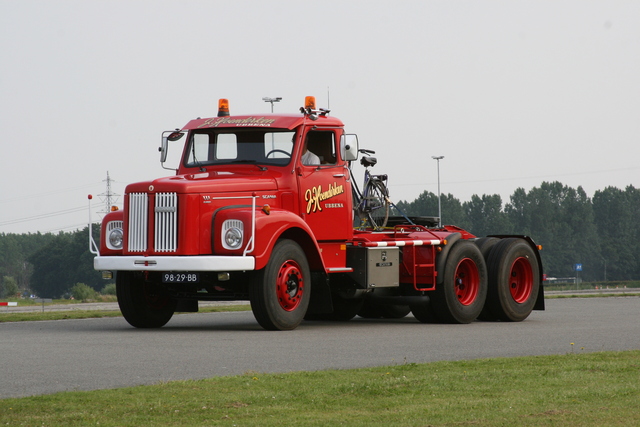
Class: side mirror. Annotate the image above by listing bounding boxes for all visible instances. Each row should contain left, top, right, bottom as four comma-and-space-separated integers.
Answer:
159, 136, 169, 163
160, 130, 184, 169
341, 134, 359, 161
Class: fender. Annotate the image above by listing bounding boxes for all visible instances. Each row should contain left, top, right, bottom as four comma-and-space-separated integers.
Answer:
435, 232, 462, 285
99, 210, 125, 255
212, 207, 325, 271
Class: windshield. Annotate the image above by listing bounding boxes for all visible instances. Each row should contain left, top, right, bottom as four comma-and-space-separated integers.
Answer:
184, 129, 296, 168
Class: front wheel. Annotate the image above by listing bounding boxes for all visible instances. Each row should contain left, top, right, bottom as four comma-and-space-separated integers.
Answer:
116, 271, 176, 328
250, 240, 311, 330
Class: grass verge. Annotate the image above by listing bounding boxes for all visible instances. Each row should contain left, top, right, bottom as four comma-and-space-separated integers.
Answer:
0, 305, 251, 323
2, 297, 118, 306
1, 350, 638, 426
550, 292, 640, 299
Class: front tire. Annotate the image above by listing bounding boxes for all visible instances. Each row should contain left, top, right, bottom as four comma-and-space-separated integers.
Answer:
250, 240, 311, 330
116, 271, 176, 328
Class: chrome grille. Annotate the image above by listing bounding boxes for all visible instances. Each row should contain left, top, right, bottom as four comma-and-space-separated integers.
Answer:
127, 192, 178, 253
106, 220, 123, 233
154, 192, 178, 252
128, 193, 148, 252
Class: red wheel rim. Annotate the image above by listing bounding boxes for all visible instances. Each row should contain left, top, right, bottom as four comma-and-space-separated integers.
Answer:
509, 257, 533, 303
276, 260, 304, 311
454, 258, 480, 306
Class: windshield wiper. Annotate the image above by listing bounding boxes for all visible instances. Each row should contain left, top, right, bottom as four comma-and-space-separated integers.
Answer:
190, 145, 206, 172
228, 160, 268, 171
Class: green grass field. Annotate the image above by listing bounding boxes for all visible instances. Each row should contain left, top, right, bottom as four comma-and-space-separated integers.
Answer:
1, 351, 638, 426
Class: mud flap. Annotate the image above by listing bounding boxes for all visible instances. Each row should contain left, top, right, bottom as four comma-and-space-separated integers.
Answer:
534, 282, 545, 311
305, 272, 333, 314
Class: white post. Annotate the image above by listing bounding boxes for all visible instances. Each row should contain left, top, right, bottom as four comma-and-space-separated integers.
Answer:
432, 156, 444, 227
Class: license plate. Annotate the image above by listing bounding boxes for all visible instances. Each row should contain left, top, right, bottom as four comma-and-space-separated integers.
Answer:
161, 273, 199, 283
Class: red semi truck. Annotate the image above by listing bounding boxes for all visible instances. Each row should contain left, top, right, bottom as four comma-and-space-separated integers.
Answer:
91, 96, 544, 330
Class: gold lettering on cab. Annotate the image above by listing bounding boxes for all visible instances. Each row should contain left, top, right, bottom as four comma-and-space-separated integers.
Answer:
197, 117, 277, 128
305, 182, 345, 214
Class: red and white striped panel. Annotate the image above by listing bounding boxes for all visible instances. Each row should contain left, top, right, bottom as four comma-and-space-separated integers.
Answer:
0, 302, 18, 307
360, 239, 442, 248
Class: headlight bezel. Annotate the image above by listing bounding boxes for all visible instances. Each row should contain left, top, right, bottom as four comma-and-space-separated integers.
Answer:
105, 221, 124, 250
221, 219, 244, 250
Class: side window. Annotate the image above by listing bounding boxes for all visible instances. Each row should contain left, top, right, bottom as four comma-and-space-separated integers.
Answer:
187, 133, 210, 165
303, 131, 336, 165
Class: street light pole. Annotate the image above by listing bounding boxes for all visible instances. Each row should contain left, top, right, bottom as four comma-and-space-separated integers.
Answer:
262, 97, 282, 151
262, 97, 282, 113
432, 156, 444, 227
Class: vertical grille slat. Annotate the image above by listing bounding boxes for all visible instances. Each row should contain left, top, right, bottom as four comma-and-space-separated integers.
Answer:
154, 192, 178, 252
128, 193, 148, 252
155, 194, 164, 250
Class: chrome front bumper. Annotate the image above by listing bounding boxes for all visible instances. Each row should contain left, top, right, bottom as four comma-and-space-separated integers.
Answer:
94, 255, 255, 272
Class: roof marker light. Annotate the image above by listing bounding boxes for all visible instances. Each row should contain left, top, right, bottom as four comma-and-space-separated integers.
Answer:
218, 99, 230, 117
305, 96, 316, 110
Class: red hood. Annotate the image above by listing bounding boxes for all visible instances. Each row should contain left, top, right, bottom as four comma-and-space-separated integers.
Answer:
125, 170, 279, 194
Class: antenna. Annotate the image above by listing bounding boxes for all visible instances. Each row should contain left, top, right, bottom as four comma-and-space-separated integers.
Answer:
327, 86, 330, 109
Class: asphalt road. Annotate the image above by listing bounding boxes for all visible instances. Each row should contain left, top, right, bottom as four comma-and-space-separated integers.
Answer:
1, 297, 639, 399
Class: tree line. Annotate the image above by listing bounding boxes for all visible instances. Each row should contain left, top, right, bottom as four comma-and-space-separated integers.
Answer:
395, 181, 640, 282
0, 226, 103, 299
1, 180, 638, 298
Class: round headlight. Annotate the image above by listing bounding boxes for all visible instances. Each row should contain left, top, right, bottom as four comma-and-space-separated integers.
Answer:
108, 228, 124, 250
224, 227, 243, 249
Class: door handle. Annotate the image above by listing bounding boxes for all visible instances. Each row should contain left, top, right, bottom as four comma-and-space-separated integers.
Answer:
333, 174, 345, 178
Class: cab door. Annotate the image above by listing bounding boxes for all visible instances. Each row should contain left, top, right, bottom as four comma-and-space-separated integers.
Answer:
296, 129, 352, 241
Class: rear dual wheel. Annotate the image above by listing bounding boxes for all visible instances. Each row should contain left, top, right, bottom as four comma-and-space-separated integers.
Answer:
483, 238, 540, 322
412, 240, 487, 324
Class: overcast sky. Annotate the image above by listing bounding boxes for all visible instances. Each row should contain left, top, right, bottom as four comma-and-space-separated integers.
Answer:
1, 0, 639, 234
